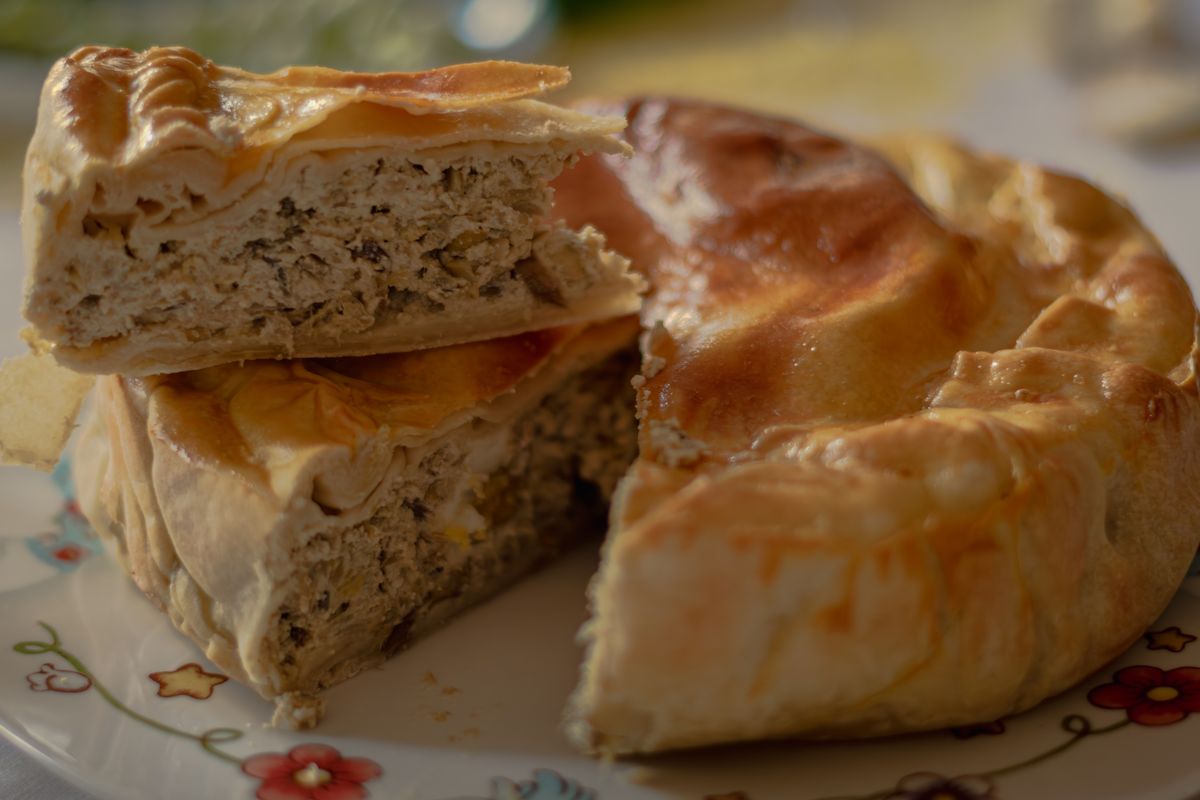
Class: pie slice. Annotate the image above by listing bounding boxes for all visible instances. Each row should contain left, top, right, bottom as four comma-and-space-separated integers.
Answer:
72, 317, 638, 726
22, 46, 642, 375
552, 98, 1200, 754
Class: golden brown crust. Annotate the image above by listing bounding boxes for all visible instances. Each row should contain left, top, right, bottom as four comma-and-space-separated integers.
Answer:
45, 47, 574, 167
553, 99, 1200, 754
136, 325, 579, 493
123, 319, 639, 500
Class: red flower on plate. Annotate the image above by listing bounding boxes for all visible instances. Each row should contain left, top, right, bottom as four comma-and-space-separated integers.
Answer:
52, 544, 85, 563
242, 744, 381, 800
1088, 665, 1200, 725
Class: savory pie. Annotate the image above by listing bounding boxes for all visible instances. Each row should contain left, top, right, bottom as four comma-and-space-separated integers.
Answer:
73, 317, 638, 726
552, 98, 1200, 754
21, 46, 642, 375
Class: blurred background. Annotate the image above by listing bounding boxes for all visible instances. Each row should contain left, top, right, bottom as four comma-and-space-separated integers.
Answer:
0, 0, 1198, 222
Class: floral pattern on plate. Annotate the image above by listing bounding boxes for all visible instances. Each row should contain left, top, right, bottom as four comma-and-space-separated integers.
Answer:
11, 622, 608, 799
1144, 626, 1198, 653
26, 662, 91, 693
1087, 666, 1200, 726
14, 618, 1200, 799
1, 459, 102, 592
881, 772, 995, 800
242, 744, 382, 800
148, 663, 229, 700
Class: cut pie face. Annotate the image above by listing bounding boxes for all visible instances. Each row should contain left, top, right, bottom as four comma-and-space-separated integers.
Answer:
22, 47, 643, 375
73, 317, 639, 724
553, 98, 1200, 754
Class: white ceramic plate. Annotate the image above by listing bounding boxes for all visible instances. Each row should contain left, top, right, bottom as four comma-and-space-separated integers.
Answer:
5, 36, 1200, 797
3, 459, 1200, 800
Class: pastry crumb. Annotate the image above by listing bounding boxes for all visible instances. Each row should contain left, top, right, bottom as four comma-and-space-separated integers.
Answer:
449, 727, 481, 743
271, 692, 325, 730
642, 354, 666, 379
647, 417, 710, 467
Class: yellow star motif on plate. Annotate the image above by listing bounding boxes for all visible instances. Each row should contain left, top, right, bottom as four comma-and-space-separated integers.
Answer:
1144, 626, 1197, 653
148, 663, 228, 700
